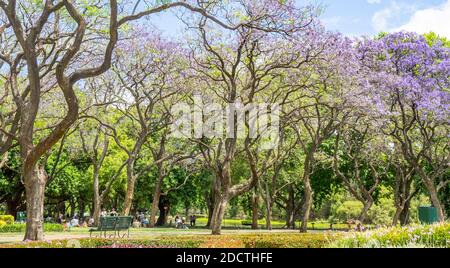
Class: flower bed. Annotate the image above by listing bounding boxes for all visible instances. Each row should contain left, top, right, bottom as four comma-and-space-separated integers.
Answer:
330, 223, 450, 248
0, 233, 341, 248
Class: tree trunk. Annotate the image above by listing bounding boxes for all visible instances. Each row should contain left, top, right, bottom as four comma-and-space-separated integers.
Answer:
416, 168, 445, 221
185, 204, 190, 218
69, 198, 76, 218
211, 194, 229, 235
150, 168, 164, 227
300, 149, 315, 233
266, 203, 272, 230
392, 204, 403, 226
300, 175, 312, 233
400, 200, 411, 226
206, 202, 214, 228
92, 165, 102, 225
123, 160, 137, 216
358, 198, 373, 223
92, 197, 101, 226
156, 196, 170, 226
23, 167, 47, 241
78, 198, 85, 219
428, 186, 445, 222
393, 199, 412, 226
150, 191, 161, 227
285, 185, 296, 229
251, 192, 259, 229
206, 187, 216, 228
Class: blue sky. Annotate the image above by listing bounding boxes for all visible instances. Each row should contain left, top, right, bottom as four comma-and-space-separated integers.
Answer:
147, 0, 450, 38
318, 0, 449, 37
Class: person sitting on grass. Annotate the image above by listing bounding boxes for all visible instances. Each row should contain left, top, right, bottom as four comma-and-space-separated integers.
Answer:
175, 215, 182, 229
70, 216, 79, 227
179, 217, 189, 229
64, 220, 71, 230
133, 218, 141, 228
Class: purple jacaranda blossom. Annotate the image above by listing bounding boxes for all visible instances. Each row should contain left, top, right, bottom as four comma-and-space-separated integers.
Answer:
357, 32, 450, 124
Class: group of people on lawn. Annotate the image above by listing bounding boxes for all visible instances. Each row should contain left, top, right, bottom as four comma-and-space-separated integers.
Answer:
132, 212, 197, 229
54, 208, 198, 229
56, 208, 118, 229
57, 213, 93, 229
174, 215, 197, 229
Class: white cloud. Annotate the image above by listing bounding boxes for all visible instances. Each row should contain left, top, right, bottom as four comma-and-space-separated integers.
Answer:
367, 0, 381, 4
372, 1, 407, 33
394, 0, 450, 38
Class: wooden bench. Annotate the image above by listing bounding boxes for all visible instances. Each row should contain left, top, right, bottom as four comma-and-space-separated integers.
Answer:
89, 216, 133, 238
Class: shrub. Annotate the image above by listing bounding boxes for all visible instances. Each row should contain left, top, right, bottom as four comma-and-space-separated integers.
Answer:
43, 223, 64, 232
0, 215, 14, 225
334, 201, 363, 222
366, 198, 396, 226
331, 223, 450, 248
0, 223, 64, 233
0, 220, 6, 227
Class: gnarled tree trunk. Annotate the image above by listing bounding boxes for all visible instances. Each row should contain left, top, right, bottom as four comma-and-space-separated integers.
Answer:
24, 166, 47, 241
210, 194, 229, 235
358, 197, 373, 223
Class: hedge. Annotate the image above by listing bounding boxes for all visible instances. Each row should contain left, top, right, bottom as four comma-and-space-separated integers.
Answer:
0, 215, 14, 225
0, 223, 64, 233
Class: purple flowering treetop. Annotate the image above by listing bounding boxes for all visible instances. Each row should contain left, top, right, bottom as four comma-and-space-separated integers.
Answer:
358, 32, 450, 221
